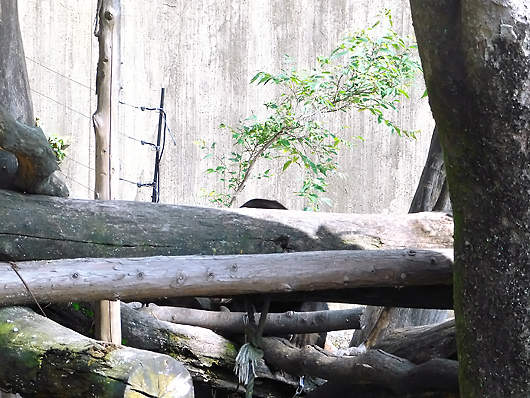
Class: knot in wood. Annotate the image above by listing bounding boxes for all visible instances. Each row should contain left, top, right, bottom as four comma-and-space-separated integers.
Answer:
175, 271, 187, 285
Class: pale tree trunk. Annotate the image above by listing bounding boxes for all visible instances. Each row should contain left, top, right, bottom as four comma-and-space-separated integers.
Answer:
410, 0, 530, 395
93, 0, 121, 345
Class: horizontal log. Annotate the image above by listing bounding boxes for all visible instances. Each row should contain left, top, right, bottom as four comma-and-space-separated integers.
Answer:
0, 306, 193, 398
2, 249, 453, 306
136, 304, 364, 334
0, 189, 453, 262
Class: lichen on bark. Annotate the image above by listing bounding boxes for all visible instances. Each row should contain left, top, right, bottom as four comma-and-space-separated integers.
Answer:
411, 0, 530, 395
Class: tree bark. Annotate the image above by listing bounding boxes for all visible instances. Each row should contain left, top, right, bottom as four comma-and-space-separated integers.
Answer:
0, 189, 453, 262
298, 285, 452, 309
136, 304, 364, 335
261, 341, 459, 396
350, 306, 451, 348
373, 318, 456, 365
410, 1, 530, 395
93, 0, 122, 345
0, 0, 33, 126
93, 0, 121, 202
409, 127, 450, 214
1, 249, 453, 306
0, 105, 68, 195
352, 129, 452, 350
0, 0, 67, 197
0, 306, 194, 398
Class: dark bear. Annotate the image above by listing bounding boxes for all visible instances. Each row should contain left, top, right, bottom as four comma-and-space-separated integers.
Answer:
229, 198, 328, 347
240, 198, 288, 209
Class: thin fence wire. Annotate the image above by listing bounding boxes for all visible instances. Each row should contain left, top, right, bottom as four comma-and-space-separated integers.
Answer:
27, 57, 176, 201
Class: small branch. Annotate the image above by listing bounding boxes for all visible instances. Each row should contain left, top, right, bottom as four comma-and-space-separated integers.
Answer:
364, 306, 392, 348
9, 262, 46, 317
229, 130, 286, 206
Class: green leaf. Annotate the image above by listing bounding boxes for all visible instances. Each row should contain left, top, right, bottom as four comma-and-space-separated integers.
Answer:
397, 89, 409, 99
330, 50, 350, 60
250, 72, 262, 84
282, 160, 293, 171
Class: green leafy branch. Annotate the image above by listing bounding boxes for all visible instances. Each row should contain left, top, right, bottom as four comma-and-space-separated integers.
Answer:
198, 10, 422, 210
36, 118, 69, 163
47, 134, 69, 163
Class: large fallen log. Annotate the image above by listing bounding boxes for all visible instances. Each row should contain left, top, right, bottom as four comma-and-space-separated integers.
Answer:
0, 306, 193, 398
0, 189, 453, 262
38, 300, 460, 397
1, 249, 453, 306
279, 284, 453, 309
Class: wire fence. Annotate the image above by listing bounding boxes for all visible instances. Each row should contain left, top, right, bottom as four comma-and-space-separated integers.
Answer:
26, 56, 175, 201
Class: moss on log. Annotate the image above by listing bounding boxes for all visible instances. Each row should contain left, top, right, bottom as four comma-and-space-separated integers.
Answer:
0, 307, 193, 398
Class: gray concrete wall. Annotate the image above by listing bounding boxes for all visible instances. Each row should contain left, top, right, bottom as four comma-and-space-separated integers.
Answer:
18, 0, 434, 213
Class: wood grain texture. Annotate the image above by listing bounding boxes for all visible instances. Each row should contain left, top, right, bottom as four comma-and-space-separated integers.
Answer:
2, 249, 452, 305
0, 189, 453, 261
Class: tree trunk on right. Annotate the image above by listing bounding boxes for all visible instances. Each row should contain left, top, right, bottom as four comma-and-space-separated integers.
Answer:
410, 1, 530, 396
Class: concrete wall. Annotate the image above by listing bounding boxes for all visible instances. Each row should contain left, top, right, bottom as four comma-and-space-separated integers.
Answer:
18, 0, 434, 213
